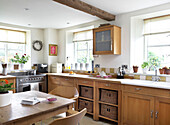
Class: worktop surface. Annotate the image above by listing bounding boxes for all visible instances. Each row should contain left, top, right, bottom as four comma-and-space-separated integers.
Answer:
0, 75, 16, 79
47, 73, 170, 90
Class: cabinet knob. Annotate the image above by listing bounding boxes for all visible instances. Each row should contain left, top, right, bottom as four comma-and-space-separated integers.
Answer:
83, 81, 88, 83
135, 88, 142, 91
105, 84, 110, 87
155, 111, 159, 119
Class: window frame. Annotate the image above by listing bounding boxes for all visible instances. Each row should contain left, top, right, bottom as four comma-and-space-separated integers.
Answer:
0, 28, 27, 65
143, 15, 170, 67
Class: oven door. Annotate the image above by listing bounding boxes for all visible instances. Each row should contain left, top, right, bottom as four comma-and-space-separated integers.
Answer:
18, 82, 46, 93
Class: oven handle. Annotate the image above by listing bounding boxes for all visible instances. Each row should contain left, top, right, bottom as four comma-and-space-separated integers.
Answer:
19, 83, 31, 86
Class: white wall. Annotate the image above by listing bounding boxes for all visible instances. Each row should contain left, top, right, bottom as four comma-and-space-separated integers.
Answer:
44, 28, 59, 72
57, 3, 170, 70
31, 29, 44, 65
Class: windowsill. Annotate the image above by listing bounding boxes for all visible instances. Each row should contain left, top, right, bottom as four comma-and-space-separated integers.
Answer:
127, 72, 170, 77
0, 69, 33, 74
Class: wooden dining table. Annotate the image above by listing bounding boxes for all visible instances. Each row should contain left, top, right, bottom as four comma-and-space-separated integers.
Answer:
0, 91, 75, 125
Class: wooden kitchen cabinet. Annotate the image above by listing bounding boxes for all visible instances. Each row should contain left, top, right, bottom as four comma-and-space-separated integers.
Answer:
122, 85, 170, 125
96, 81, 121, 124
122, 92, 154, 125
155, 97, 170, 125
48, 75, 75, 92
93, 25, 121, 55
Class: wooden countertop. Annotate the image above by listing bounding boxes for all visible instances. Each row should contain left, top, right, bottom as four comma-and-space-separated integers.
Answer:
47, 73, 170, 90
0, 75, 16, 79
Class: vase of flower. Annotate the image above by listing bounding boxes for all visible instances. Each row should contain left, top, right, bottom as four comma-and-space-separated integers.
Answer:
20, 63, 24, 69
0, 80, 14, 107
11, 53, 30, 70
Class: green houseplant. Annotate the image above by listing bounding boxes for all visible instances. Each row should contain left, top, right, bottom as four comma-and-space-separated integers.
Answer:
0, 79, 14, 94
141, 62, 149, 74
11, 53, 30, 69
0, 79, 14, 107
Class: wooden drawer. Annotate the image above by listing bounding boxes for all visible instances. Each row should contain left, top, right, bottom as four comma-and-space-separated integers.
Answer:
48, 76, 60, 85
100, 104, 118, 120
79, 99, 93, 113
78, 79, 93, 86
100, 89, 118, 104
123, 85, 170, 98
97, 82, 120, 90
60, 77, 74, 87
80, 86, 93, 99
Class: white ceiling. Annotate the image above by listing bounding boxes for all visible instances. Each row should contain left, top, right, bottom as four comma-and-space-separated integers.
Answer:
0, 0, 170, 29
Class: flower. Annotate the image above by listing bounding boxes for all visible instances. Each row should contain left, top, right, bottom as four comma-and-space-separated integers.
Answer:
0, 80, 14, 93
5, 80, 8, 84
11, 53, 30, 64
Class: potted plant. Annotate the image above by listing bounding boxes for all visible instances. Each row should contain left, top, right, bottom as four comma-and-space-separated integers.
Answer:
0, 79, 14, 107
159, 67, 165, 74
133, 66, 139, 73
141, 62, 149, 74
11, 53, 30, 70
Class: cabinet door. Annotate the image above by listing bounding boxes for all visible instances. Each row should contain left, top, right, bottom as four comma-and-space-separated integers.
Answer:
48, 76, 60, 92
95, 29, 112, 51
123, 92, 154, 125
93, 27, 114, 55
155, 97, 170, 125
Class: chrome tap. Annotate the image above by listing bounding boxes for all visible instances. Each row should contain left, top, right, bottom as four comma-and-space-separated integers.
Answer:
150, 66, 161, 82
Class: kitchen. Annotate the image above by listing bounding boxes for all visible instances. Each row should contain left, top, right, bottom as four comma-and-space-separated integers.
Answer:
0, 0, 170, 125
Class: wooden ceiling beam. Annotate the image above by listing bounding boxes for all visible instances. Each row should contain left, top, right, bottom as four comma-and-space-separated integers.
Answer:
53, 0, 115, 21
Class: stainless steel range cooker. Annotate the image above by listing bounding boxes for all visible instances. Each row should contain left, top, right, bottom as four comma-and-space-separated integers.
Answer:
9, 71, 47, 93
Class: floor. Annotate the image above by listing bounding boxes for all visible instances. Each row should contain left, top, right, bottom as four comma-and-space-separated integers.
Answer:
35, 114, 114, 125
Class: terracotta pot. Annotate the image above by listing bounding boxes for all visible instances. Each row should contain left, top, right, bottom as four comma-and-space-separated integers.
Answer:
159, 69, 165, 74
14, 64, 19, 70
133, 66, 138, 73
166, 69, 170, 75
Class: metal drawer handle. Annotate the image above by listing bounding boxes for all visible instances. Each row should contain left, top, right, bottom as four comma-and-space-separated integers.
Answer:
155, 111, 158, 119
83, 81, 88, 83
85, 102, 88, 106
85, 89, 88, 92
65, 79, 69, 81
135, 88, 142, 91
105, 84, 110, 87
151, 110, 153, 118
53, 77, 56, 79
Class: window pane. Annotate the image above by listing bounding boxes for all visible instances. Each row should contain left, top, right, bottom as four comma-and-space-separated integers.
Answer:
0, 50, 5, 63
148, 46, 170, 67
77, 42, 87, 50
146, 33, 170, 46
8, 43, 25, 63
89, 40, 93, 50
77, 50, 87, 63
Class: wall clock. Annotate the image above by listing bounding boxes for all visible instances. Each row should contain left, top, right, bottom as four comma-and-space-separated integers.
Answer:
32, 40, 43, 51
